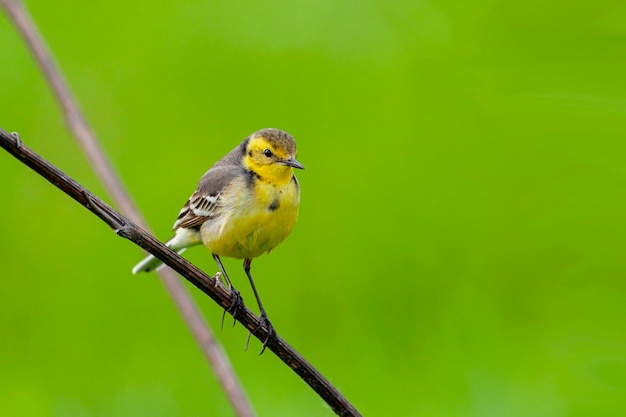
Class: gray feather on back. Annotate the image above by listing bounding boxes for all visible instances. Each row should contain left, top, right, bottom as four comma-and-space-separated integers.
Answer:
173, 140, 249, 230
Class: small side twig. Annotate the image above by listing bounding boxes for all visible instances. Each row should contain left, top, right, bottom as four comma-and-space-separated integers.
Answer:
0, 1, 253, 415
0, 129, 362, 417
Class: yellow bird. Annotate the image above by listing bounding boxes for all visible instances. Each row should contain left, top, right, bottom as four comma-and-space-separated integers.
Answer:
132, 128, 304, 351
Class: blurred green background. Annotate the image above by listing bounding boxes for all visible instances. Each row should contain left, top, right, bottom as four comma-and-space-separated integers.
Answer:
1, 0, 625, 416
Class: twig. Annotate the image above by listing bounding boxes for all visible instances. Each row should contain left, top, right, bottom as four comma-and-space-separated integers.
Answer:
0, 129, 362, 416
0, 1, 253, 415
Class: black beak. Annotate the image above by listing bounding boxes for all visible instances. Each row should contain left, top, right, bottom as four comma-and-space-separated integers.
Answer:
282, 158, 305, 170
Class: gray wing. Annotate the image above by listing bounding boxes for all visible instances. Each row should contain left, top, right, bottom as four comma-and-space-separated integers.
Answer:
173, 164, 244, 230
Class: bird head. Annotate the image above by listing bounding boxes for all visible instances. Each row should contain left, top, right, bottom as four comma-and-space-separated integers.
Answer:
244, 128, 304, 184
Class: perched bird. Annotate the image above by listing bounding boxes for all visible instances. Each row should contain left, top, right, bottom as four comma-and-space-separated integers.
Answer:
132, 128, 304, 351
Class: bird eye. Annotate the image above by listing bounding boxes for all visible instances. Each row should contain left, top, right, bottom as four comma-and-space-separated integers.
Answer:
263, 149, 273, 158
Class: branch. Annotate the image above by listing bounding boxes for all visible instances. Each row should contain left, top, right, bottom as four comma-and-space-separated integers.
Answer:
0, 1, 253, 415
0, 129, 362, 417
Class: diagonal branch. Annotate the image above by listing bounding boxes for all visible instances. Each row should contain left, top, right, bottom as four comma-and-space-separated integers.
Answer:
0, 0, 253, 415
0, 129, 362, 417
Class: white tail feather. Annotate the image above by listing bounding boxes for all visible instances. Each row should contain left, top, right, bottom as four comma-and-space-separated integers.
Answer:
132, 248, 187, 274
131, 228, 202, 274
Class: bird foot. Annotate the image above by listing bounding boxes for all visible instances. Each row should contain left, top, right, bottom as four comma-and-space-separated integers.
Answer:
245, 311, 276, 355
221, 287, 243, 330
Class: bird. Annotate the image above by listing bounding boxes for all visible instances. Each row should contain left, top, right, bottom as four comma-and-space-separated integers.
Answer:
132, 128, 304, 352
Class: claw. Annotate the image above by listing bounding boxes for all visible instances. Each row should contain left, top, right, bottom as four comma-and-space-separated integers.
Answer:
245, 311, 276, 354
228, 288, 242, 324
221, 286, 242, 330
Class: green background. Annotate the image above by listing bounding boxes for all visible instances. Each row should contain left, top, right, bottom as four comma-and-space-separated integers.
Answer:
1, 1, 625, 416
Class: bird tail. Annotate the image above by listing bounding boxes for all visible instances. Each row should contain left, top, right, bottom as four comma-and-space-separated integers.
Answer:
132, 228, 202, 274
131, 248, 187, 274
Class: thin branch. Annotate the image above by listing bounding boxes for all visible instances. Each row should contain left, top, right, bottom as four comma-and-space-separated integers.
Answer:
0, 129, 362, 416
0, 1, 253, 415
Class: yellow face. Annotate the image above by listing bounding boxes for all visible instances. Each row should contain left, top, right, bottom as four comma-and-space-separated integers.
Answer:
244, 135, 303, 184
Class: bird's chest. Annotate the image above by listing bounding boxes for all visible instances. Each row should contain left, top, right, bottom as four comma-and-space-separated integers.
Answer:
239, 180, 300, 238
204, 178, 300, 258
252, 180, 299, 214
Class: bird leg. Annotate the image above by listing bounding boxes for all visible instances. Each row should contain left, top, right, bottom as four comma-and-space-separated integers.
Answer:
212, 254, 242, 328
243, 258, 277, 354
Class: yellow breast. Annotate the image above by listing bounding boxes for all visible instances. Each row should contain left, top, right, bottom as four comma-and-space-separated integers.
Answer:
200, 176, 300, 259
